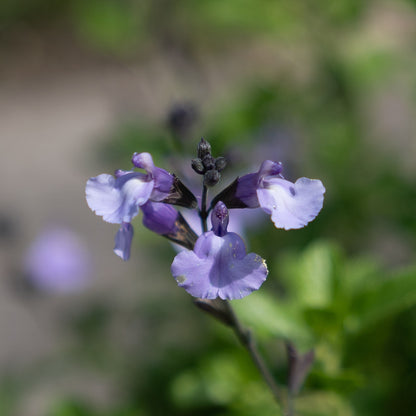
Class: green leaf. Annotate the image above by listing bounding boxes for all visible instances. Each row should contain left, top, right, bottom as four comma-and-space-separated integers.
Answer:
278, 241, 341, 308
295, 391, 355, 416
347, 266, 416, 331
308, 369, 363, 393
337, 257, 382, 297
72, 0, 146, 54
233, 291, 313, 346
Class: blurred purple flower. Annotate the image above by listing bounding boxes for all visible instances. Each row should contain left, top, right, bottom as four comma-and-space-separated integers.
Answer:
171, 202, 268, 300
24, 227, 91, 293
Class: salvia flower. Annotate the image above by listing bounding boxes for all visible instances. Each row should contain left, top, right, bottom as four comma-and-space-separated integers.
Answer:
86, 152, 197, 260
171, 202, 268, 300
213, 160, 325, 230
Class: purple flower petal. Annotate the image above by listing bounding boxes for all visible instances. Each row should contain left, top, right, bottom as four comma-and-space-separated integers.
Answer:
234, 161, 283, 208
257, 177, 325, 230
131, 152, 155, 171
258, 160, 283, 177
150, 167, 174, 201
131, 152, 174, 202
114, 222, 134, 261
235, 173, 260, 208
171, 232, 268, 300
114, 169, 133, 178
86, 172, 154, 224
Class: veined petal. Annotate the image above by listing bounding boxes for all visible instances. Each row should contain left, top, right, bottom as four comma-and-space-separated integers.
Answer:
257, 177, 325, 230
86, 174, 121, 223
217, 251, 268, 300
171, 250, 218, 299
114, 222, 134, 261
86, 172, 153, 224
171, 232, 268, 300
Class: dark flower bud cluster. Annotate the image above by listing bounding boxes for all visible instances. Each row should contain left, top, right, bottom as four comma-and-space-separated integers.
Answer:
191, 138, 227, 187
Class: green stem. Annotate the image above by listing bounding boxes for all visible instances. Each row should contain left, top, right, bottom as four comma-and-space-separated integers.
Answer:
223, 301, 285, 409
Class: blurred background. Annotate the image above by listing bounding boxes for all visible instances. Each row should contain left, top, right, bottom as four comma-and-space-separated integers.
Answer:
1, 1, 416, 415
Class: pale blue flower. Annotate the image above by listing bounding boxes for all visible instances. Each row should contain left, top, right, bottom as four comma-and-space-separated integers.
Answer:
171, 202, 268, 300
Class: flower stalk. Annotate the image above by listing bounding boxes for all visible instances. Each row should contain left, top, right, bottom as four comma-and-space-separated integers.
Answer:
197, 176, 285, 412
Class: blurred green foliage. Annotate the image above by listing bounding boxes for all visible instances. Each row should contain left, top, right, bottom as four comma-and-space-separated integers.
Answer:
0, 0, 367, 54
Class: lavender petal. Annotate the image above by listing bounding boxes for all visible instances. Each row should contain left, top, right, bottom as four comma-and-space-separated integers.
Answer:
257, 177, 325, 229
114, 222, 134, 261
86, 172, 153, 224
171, 232, 268, 300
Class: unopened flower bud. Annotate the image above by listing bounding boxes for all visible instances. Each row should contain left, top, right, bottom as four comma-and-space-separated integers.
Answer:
215, 157, 227, 172
142, 201, 178, 235
167, 103, 197, 138
197, 138, 211, 159
141, 201, 197, 250
211, 201, 229, 237
191, 158, 205, 174
204, 169, 221, 187
203, 155, 215, 171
